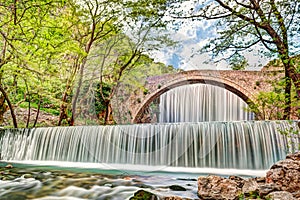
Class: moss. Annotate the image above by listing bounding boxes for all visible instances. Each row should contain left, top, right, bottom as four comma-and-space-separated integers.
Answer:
143, 89, 149, 95
130, 190, 158, 200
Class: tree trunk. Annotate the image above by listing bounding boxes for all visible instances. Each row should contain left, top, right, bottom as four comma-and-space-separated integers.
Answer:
70, 59, 87, 126
24, 80, 31, 128
58, 103, 67, 126
0, 95, 8, 125
104, 101, 112, 125
33, 97, 41, 128
286, 65, 300, 99
0, 84, 17, 128
58, 85, 71, 126
279, 52, 297, 119
283, 76, 291, 119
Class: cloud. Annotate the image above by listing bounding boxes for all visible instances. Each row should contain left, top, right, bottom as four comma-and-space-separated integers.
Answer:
152, 18, 228, 70
150, 1, 281, 71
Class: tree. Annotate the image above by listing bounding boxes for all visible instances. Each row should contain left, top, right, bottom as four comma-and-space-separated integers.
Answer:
112, 57, 178, 124
169, 0, 300, 119
0, 0, 67, 128
229, 53, 248, 70
60, 0, 173, 125
247, 80, 300, 120
77, 17, 173, 125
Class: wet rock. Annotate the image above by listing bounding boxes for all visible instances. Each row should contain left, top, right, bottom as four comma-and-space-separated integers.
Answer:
23, 174, 33, 179
133, 183, 154, 189
265, 152, 300, 196
169, 185, 186, 191
266, 191, 296, 200
0, 193, 27, 200
197, 175, 242, 199
130, 190, 158, 200
5, 164, 13, 169
163, 197, 184, 200
258, 183, 280, 197
176, 178, 197, 181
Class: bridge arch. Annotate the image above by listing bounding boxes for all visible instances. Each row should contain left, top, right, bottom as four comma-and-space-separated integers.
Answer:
132, 75, 256, 123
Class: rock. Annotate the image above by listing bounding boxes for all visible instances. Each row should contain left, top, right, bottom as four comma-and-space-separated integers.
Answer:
130, 190, 158, 200
169, 185, 186, 191
255, 177, 265, 183
266, 191, 296, 200
265, 152, 300, 196
5, 164, 13, 169
197, 153, 300, 199
258, 183, 280, 197
198, 175, 243, 200
242, 178, 259, 194
23, 174, 33, 179
0, 193, 27, 200
163, 197, 184, 200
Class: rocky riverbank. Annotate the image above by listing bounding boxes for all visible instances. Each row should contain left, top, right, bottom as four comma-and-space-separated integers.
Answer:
197, 152, 300, 200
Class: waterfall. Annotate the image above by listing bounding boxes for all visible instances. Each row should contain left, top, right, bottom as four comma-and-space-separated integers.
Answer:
159, 84, 254, 123
0, 121, 298, 170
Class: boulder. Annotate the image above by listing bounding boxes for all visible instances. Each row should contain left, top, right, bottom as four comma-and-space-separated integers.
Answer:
266, 191, 296, 200
242, 178, 259, 194
198, 175, 243, 199
265, 152, 300, 198
130, 190, 158, 200
169, 185, 186, 191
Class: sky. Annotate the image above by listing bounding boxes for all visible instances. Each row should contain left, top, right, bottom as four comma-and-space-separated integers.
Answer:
150, 17, 270, 71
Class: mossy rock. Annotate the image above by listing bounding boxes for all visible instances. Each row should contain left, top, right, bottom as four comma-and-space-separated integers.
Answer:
130, 190, 158, 200
169, 185, 186, 191
0, 193, 27, 200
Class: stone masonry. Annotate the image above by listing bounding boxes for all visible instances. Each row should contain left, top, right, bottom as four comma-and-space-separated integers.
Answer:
127, 70, 283, 123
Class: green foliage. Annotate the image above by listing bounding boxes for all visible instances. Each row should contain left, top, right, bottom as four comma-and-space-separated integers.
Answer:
238, 190, 261, 200
95, 82, 112, 114
248, 91, 285, 120
19, 102, 60, 116
278, 121, 300, 153
112, 55, 177, 123
143, 88, 149, 95
0, 0, 176, 127
247, 77, 300, 120
167, 0, 300, 115
229, 54, 249, 70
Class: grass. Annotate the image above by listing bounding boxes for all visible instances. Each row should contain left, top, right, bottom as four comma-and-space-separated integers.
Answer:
19, 102, 60, 116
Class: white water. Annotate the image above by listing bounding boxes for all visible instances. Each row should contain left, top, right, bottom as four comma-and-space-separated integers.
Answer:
1, 121, 298, 170
5, 160, 268, 177
159, 84, 254, 122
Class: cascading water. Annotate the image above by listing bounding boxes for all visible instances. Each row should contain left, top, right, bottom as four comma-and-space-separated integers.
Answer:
0, 121, 299, 170
158, 84, 254, 123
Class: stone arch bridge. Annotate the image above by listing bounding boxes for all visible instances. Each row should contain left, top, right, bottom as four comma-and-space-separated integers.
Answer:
121, 70, 282, 123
